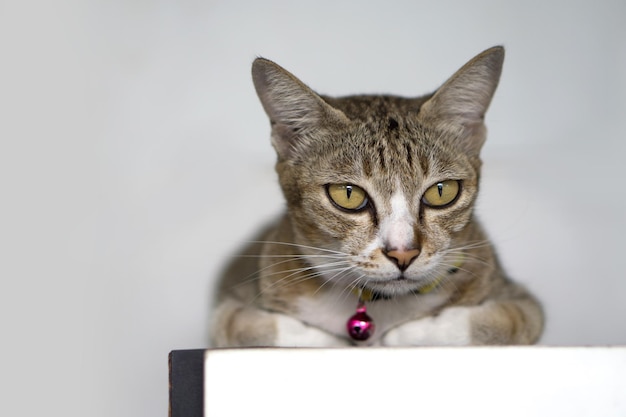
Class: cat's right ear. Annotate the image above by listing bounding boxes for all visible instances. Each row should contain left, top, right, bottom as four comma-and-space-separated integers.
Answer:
252, 58, 349, 160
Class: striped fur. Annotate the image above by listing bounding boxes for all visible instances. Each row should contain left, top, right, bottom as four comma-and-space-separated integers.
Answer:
211, 46, 544, 347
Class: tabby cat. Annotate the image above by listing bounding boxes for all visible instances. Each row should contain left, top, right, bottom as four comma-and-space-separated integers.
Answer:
211, 46, 544, 347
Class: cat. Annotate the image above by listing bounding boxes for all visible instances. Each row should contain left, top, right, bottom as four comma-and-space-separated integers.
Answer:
210, 46, 544, 347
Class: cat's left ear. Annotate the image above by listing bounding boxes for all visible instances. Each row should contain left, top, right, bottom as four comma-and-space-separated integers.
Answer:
418, 46, 504, 155
252, 58, 350, 161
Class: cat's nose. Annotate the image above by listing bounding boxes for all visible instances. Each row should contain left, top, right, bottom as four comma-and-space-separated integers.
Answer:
384, 248, 421, 271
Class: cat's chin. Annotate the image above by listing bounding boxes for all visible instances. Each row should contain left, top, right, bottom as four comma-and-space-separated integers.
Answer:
359, 277, 427, 298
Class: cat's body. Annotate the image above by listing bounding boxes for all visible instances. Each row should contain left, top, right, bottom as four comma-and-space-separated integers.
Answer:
211, 47, 544, 347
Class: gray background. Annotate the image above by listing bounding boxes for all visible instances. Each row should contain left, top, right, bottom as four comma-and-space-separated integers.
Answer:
1, 1, 625, 416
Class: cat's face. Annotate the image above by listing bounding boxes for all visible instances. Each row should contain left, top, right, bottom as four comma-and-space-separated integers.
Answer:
253, 47, 503, 297
277, 99, 481, 297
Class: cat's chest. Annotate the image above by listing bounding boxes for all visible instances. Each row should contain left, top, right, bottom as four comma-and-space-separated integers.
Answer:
295, 287, 450, 344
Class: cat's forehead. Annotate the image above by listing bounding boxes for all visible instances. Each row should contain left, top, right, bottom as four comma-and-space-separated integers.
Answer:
292, 94, 478, 201
322, 94, 429, 122
310, 114, 469, 199
353, 123, 459, 193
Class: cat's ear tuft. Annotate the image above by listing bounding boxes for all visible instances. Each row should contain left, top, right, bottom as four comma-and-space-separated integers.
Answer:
252, 58, 349, 160
418, 46, 504, 155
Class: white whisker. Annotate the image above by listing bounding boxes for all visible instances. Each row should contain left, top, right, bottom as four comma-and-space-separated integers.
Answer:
249, 240, 350, 256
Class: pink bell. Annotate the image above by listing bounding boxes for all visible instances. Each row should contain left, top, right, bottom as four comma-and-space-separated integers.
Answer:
346, 303, 375, 341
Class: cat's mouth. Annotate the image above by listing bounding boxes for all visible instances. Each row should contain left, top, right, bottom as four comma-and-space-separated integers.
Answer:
360, 264, 456, 298
358, 261, 461, 298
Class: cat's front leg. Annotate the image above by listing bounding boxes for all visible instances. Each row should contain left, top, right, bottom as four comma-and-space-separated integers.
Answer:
382, 306, 474, 346
382, 299, 543, 346
211, 297, 350, 348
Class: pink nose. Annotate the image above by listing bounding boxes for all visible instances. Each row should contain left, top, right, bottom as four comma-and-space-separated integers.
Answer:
384, 248, 421, 271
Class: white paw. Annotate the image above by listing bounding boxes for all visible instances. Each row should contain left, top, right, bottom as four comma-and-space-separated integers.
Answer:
274, 315, 350, 347
382, 307, 473, 346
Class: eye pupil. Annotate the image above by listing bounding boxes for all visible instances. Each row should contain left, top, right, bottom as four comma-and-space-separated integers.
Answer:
346, 185, 353, 199
437, 183, 443, 197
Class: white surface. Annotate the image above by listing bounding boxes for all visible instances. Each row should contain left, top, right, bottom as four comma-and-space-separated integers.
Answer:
1, 1, 625, 416
205, 347, 626, 417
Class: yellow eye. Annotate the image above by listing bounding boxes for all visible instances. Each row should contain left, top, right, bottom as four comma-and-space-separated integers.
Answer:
327, 184, 368, 211
423, 180, 460, 207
